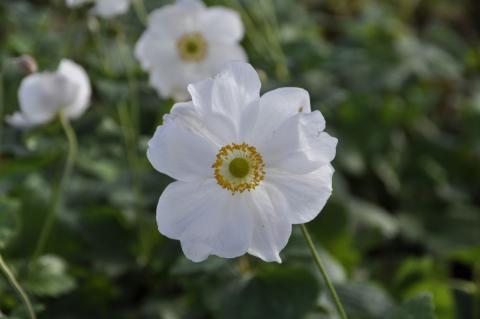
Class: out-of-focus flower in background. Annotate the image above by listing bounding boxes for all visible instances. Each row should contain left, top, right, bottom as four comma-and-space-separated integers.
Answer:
147, 62, 337, 262
6, 59, 91, 128
14, 55, 38, 74
66, 0, 131, 18
135, 0, 247, 101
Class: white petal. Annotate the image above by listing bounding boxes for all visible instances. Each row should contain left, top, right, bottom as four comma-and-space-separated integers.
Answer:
188, 78, 214, 112
197, 7, 244, 43
157, 179, 253, 262
208, 192, 253, 259
247, 187, 292, 262
147, 59, 190, 100
17, 73, 69, 123
180, 240, 212, 262
176, 0, 205, 10
201, 43, 247, 76
5, 112, 39, 128
147, 118, 217, 181
135, 30, 175, 71
264, 165, 334, 224
57, 59, 91, 119
91, 0, 130, 18
262, 111, 338, 174
211, 62, 261, 127
247, 87, 311, 145
147, 0, 204, 39
169, 101, 235, 146
187, 77, 240, 144
66, 0, 91, 8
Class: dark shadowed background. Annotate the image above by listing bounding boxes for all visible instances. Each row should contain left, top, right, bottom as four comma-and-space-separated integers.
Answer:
0, 0, 479, 318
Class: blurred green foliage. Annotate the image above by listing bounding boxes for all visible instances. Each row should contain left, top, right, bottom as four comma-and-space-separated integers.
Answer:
0, 0, 479, 318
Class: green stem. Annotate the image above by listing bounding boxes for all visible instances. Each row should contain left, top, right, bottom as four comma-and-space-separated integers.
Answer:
112, 22, 148, 264
474, 263, 480, 319
90, 20, 113, 76
0, 64, 4, 146
254, 0, 290, 80
0, 254, 36, 319
132, 0, 148, 26
300, 224, 348, 319
32, 112, 78, 261
222, 0, 289, 81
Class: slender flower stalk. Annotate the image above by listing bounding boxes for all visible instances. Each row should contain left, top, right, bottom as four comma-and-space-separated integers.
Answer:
113, 21, 150, 264
32, 112, 78, 261
474, 263, 480, 319
132, 0, 147, 26
0, 62, 4, 145
0, 254, 36, 319
300, 224, 348, 319
222, 0, 289, 81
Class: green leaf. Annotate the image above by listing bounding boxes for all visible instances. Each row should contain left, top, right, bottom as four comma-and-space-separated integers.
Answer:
387, 293, 435, 319
393, 257, 454, 318
25, 255, 76, 297
221, 266, 319, 319
336, 282, 395, 319
349, 199, 399, 238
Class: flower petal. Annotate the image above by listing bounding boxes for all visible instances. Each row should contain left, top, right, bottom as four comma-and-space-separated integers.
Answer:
147, 58, 191, 100
180, 240, 212, 262
262, 111, 338, 174
148, 0, 204, 39
170, 101, 236, 146
17, 73, 68, 124
211, 62, 261, 123
157, 179, 253, 262
5, 112, 39, 128
175, 0, 205, 11
91, 0, 130, 18
264, 164, 334, 224
202, 43, 247, 76
134, 30, 176, 71
247, 87, 311, 145
197, 7, 244, 43
188, 78, 214, 112
147, 118, 217, 181
246, 187, 292, 262
66, 0, 91, 8
58, 59, 91, 119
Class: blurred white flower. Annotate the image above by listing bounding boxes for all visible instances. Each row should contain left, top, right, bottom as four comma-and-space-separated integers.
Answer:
6, 59, 91, 128
147, 62, 338, 263
66, 0, 131, 18
135, 0, 247, 101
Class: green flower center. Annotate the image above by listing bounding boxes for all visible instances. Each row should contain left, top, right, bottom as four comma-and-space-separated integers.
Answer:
229, 157, 250, 178
212, 143, 266, 194
176, 32, 208, 62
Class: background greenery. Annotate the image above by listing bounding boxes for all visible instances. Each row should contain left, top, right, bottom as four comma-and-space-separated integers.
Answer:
1, 0, 479, 318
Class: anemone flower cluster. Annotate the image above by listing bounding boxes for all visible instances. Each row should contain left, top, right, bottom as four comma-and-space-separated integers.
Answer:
147, 62, 338, 262
135, 0, 246, 100
6, 59, 91, 128
10, 0, 339, 266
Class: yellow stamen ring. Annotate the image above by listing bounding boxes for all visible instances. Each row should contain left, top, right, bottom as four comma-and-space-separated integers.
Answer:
212, 143, 265, 194
176, 32, 208, 62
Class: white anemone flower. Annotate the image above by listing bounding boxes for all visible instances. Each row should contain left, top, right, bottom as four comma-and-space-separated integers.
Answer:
6, 59, 91, 128
147, 62, 338, 263
135, 0, 247, 101
66, 0, 131, 18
